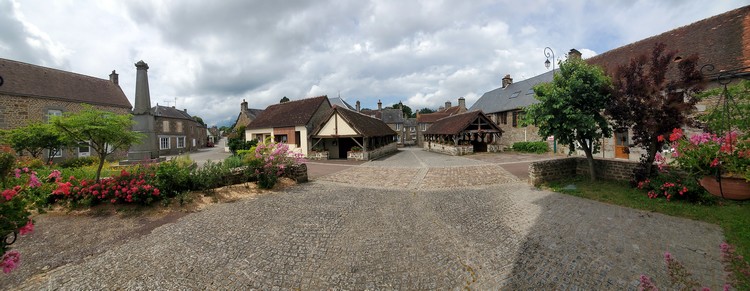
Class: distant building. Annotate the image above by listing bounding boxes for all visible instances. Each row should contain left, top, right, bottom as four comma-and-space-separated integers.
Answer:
233, 99, 264, 132
152, 105, 207, 156
416, 97, 467, 147
310, 106, 397, 160
0, 58, 132, 161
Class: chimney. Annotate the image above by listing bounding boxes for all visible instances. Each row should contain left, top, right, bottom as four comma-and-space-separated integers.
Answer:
568, 48, 582, 60
377, 99, 382, 110
241, 99, 248, 112
445, 101, 452, 109
356, 100, 361, 112
438, 106, 445, 111
502, 74, 513, 88
133, 60, 152, 115
109, 70, 119, 85
184, 108, 187, 112
458, 97, 466, 110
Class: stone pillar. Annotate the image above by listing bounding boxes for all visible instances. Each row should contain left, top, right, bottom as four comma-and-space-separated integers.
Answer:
127, 60, 159, 161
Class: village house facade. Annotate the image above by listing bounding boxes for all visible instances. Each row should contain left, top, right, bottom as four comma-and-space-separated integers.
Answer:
416, 98, 468, 147
310, 106, 397, 160
245, 95, 332, 157
0, 58, 132, 161
232, 99, 264, 132
422, 110, 503, 156
152, 105, 208, 156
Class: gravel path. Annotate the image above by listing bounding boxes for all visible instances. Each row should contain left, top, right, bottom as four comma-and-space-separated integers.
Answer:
8, 149, 726, 290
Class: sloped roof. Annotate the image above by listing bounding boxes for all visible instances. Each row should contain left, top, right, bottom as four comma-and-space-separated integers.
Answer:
152, 105, 194, 120
247, 95, 330, 129
328, 97, 355, 110
470, 71, 553, 114
0, 58, 132, 109
404, 118, 417, 127
380, 108, 405, 124
320, 107, 396, 137
417, 112, 450, 123
424, 110, 501, 135
587, 5, 750, 77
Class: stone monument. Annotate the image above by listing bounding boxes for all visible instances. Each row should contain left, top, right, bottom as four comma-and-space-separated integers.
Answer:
126, 60, 159, 161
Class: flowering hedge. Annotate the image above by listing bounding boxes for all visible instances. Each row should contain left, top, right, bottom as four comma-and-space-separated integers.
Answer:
0, 154, 35, 274
51, 167, 161, 207
248, 141, 304, 189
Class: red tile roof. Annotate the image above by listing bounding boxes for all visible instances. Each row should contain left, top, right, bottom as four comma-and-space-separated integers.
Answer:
587, 5, 750, 77
423, 110, 501, 135
246, 96, 330, 129
417, 112, 450, 123
0, 58, 132, 109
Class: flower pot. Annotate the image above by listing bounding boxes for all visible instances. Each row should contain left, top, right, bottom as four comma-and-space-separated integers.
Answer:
699, 176, 750, 200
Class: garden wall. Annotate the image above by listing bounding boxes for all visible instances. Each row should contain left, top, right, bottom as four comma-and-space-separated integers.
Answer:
529, 157, 644, 186
423, 142, 473, 156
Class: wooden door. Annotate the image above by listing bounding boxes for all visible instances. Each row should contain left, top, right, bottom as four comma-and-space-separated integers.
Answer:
614, 130, 629, 159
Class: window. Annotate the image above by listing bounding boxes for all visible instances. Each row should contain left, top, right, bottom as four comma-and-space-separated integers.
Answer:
395, 124, 401, 131
48, 148, 62, 158
163, 121, 170, 132
176, 122, 183, 133
397, 135, 402, 143
526, 88, 535, 95
274, 134, 288, 143
500, 112, 508, 125
177, 136, 186, 148
47, 109, 62, 122
410, 127, 415, 132
78, 142, 90, 157
192, 139, 196, 147
512, 111, 518, 127
160, 137, 170, 149
510, 91, 521, 98
420, 124, 427, 131
295, 131, 301, 147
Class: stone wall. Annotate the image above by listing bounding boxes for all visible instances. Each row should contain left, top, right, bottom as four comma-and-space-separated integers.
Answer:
366, 142, 397, 160
307, 151, 329, 160
283, 164, 308, 183
529, 157, 644, 186
423, 142, 473, 156
154, 115, 208, 156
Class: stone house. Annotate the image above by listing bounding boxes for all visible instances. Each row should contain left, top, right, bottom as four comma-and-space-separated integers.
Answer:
471, 5, 750, 160
245, 95, 332, 157
310, 106, 397, 160
232, 99, 264, 132
359, 100, 408, 146
416, 98, 468, 147
0, 58, 132, 161
152, 105, 208, 156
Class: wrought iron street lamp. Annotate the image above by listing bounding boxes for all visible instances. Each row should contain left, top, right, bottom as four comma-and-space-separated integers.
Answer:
544, 47, 555, 73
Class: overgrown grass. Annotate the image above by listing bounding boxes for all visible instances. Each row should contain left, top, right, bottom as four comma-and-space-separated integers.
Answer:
546, 177, 750, 269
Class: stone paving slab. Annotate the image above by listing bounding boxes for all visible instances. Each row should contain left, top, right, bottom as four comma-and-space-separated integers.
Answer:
16, 182, 725, 290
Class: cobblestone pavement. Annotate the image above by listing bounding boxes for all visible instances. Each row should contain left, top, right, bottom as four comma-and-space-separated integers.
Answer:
16, 149, 726, 290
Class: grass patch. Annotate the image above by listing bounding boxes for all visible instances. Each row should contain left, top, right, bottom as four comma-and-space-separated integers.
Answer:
546, 177, 750, 266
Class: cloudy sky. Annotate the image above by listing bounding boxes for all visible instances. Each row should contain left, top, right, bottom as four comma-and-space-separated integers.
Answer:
1, 0, 747, 126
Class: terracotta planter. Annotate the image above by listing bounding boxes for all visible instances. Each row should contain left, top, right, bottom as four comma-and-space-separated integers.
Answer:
699, 176, 750, 200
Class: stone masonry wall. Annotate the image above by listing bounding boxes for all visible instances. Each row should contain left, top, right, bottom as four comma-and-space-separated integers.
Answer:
530, 157, 644, 186
0, 94, 130, 130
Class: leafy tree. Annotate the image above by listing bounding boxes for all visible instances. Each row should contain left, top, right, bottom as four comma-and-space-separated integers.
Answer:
192, 115, 206, 126
524, 58, 613, 180
606, 42, 703, 179
416, 108, 435, 116
227, 125, 257, 154
52, 105, 144, 182
391, 103, 413, 118
1, 122, 66, 163
280, 96, 290, 103
697, 79, 750, 135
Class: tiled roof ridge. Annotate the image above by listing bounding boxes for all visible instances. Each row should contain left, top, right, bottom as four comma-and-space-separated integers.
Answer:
588, 5, 749, 64
265, 95, 327, 109
0, 57, 116, 85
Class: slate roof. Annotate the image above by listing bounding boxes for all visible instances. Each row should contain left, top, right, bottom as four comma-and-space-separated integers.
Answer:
587, 5, 750, 77
152, 105, 194, 120
318, 107, 396, 137
469, 70, 553, 114
404, 118, 417, 127
380, 108, 405, 124
328, 97, 355, 110
0, 58, 132, 109
246, 95, 330, 129
423, 110, 501, 135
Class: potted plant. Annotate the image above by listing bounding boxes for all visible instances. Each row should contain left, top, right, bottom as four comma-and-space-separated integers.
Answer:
350, 146, 362, 152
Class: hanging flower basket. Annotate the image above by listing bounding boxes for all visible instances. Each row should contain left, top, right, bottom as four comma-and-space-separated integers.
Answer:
698, 176, 750, 200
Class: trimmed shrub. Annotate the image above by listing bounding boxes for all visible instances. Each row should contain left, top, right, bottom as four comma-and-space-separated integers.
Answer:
512, 141, 549, 154
59, 156, 98, 168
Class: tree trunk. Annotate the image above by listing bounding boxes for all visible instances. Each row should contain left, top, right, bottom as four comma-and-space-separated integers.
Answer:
643, 141, 659, 178
95, 154, 106, 183
580, 139, 597, 181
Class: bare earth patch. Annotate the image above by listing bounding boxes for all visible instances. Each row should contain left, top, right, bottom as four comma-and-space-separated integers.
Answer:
1, 178, 295, 289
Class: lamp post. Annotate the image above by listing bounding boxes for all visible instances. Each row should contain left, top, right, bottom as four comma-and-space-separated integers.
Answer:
544, 47, 557, 153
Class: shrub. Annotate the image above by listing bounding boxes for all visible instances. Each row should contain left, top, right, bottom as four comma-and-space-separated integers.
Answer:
223, 155, 244, 169
50, 167, 161, 207
59, 156, 98, 168
14, 157, 45, 170
0, 152, 15, 187
512, 141, 549, 154
0, 154, 35, 274
636, 171, 709, 202
251, 142, 303, 189
154, 157, 194, 198
190, 160, 232, 191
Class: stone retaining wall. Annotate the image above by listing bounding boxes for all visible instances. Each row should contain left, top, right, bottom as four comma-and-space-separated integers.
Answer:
423, 142, 473, 156
530, 157, 643, 186
307, 151, 329, 160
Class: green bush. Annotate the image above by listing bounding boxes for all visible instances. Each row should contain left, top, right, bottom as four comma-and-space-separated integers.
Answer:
60, 156, 98, 168
0, 152, 15, 186
190, 161, 232, 191
512, 141, 549, 154
155, 159, 194, 198
223, 155, 244, 169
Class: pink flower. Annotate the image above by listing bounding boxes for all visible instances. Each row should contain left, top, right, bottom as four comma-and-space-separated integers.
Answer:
18, 220, 34, 235
2, 189, 18, 200
28, 173, 41, 188
664, 251, 672, 262
1, 251, 21, 273
14, 168, 21, 179
22, 167, 29, 173
710, 158, 720, 167
47, 170, 61, 181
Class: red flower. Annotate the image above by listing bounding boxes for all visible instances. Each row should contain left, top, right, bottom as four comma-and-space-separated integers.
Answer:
668, 128, 683, 142
18, 220, 34, 235
710, 158, 720, 167
2, 189, 18, 201
657, 135, 664, 142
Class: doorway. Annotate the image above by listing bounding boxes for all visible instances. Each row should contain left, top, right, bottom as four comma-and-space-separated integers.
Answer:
614, 129, 629, 159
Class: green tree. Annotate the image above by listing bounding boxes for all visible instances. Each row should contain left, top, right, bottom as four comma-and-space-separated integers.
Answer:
192, 115, 206, 126
416, 108, 435, 116
524, 58, 613, 180
280, 96, 290, 103
1, 122, 66, 164
52, 105, 144, 182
